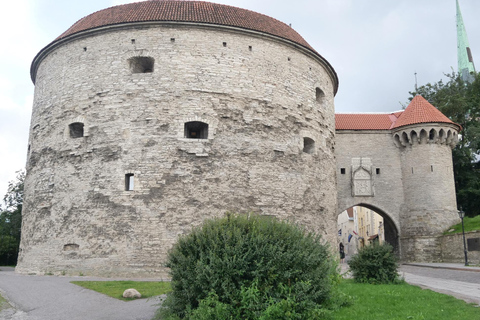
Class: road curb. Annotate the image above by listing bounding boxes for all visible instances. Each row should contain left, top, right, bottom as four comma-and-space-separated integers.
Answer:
402, 263, 480, 273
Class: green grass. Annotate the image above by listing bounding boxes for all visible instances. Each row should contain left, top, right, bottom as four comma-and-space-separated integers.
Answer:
71, 281, 171, 301
334, 279, 480, 320
444, 215, 480, 234
0, 294, 11, 312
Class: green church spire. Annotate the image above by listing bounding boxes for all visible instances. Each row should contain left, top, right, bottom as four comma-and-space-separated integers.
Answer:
456, 0, 475, 82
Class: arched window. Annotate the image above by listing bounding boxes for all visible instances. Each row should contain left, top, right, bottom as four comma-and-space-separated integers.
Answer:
185, 121, 208, 139
303, 137, 315, 154
315, 87, 325, 104
69, 122, 84, 138
128, 56, 154, 73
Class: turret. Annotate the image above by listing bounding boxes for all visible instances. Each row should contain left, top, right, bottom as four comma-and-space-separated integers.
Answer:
393, 95, 461, 261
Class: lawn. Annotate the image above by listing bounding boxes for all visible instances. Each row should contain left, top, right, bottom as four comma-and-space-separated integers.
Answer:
71, 280, 171, 301
71, 279, 480, 319
334, 279, 480, 320
444, 215, 480, 234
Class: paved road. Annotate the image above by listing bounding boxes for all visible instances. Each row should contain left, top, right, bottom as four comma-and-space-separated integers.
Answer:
399, 264, 480, 306
0, 267, 163, 320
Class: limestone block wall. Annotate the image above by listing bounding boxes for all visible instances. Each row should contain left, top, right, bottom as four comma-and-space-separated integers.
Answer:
18, 25, 337, 277
441, 231, 480, 265
395, 124, 460, 261
335, 131, 403, 233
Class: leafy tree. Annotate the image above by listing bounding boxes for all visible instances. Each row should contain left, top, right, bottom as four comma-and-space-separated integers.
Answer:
0, 170, 24, 265
409, 72, 480, 217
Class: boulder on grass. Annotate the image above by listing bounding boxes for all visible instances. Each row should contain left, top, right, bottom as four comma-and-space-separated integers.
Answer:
123, 288, 141, 299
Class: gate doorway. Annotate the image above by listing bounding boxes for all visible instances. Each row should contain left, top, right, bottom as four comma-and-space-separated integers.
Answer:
337, 204, 399, 260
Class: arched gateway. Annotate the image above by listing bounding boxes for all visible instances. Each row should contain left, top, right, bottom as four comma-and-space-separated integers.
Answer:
336, 95, 461, 262
17, 0, 460, 277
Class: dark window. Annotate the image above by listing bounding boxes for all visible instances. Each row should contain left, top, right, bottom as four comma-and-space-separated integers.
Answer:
376, 168, 380, 174
185, 121, 208, 139
341, 168, 346, 174
129, 56, 154, 73
69, 122, 84, 138
316, 87, 325, 103
303, 137, 315, 154
223, 42, 227, 47
125, 174, 134, 191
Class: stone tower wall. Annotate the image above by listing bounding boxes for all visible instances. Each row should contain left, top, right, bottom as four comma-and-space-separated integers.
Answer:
18, 25, 337, 277
395, 124, 460, 261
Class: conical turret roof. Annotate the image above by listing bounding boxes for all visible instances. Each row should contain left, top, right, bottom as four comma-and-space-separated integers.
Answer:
392, 95, 459, 129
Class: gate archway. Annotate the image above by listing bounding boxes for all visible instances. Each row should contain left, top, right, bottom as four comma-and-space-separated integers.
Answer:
337, 203, 399, 255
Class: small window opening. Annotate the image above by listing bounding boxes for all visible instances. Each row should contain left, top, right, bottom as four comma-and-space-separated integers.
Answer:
125, 174, 134, 191
316, 87, 325, 103
171, 38, 175, 42
223, 42, 227, 47
431, 165, 434, 172
376, 168, 380, 175
248, 46, 252, 51
128, 56, 154, 73
287, 57, 291, 61
131, 39, 135, 44
303, 137, 315, 154
185, 121, 209, 139
63, 243, 79, 251
429, 129, 435, 140
340, 168, 346, 175
83, 47, 87, 52
411, 167, 414, 174
69, 122, 84, 138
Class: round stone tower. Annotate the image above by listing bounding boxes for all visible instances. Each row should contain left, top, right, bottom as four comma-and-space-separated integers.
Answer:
392, 95, 461, 261
18, 0, 338, 276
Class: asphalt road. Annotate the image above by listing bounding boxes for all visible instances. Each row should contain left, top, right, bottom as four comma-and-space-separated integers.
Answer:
398, 264, 480, 306
0, 267, 162, 320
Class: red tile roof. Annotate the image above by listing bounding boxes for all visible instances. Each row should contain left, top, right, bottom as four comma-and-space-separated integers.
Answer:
336, 95, 460, 131
57, 0, 314, 53
335, 113, 401, 130
391, 95, 457, 129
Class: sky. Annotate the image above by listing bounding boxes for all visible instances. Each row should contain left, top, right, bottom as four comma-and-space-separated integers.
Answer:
0, 0, 479, 198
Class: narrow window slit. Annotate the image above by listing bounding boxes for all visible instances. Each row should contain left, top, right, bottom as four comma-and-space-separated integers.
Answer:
125, 174, 134, 191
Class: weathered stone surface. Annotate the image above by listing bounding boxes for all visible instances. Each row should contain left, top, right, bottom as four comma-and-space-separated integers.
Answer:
336, 123, 460, 262
123, 288, 142, 299
17, 22, 337, 277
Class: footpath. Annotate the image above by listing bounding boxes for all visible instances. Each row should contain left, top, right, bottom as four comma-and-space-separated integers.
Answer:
0, 267, 163, 320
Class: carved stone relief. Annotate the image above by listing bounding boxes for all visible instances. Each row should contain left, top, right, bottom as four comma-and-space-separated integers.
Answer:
351, 158, 374, 197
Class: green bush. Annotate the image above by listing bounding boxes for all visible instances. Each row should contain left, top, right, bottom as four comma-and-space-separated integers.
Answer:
158, 213, 339, 319
348, 243, 400, 284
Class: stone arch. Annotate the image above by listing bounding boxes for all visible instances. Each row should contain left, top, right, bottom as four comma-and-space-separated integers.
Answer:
419, 129, 428, 144
393, 133, 403, 148
338, 203, 399, 255
410, 130, 418, 144
438, 129, 445, 144
402, 131, 410, 145
428, 128, 437, 142
446, 130, 453, 145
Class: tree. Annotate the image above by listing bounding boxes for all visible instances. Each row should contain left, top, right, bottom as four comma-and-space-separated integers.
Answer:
409, 72, 480, 217
0, 170, 24, 265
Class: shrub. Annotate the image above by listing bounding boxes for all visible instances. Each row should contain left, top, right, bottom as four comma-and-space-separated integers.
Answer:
348, 243, 400, 284
158, 213, 338, 319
